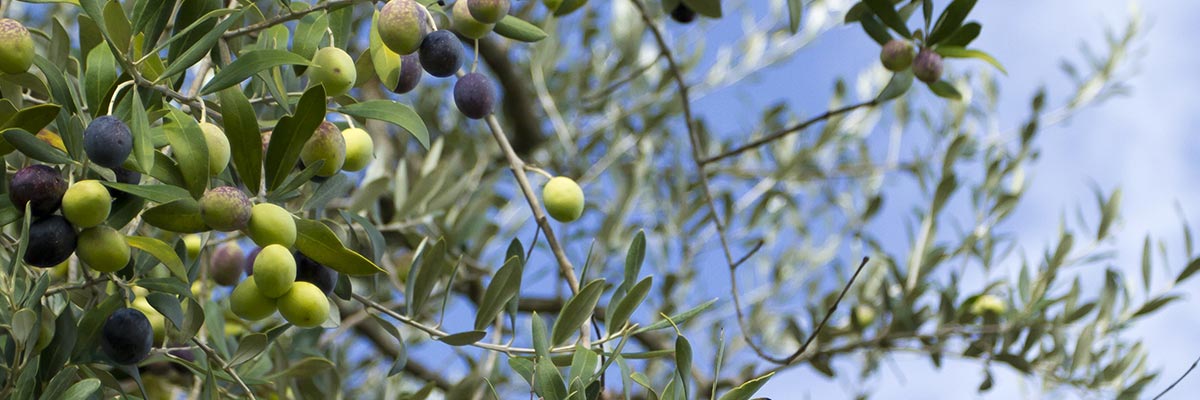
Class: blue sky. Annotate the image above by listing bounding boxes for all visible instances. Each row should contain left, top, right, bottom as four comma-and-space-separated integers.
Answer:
678, 0, 1200, 398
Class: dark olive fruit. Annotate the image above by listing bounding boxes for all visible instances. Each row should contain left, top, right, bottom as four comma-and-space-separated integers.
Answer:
393, 53, 423, 94
418, 30, 463, 78
108, 167, 142, 201
670, 4, 696, 23
83, 116, 133, 169
199, 186, 252, 232
295, 252, 338, 295
245, 247, 261, 276
468, 0, 510, 24
209, 242, 245, 287
9, 165, 67, 217
880, 40, 915, 71
453, 73, 496, 120
100, 308, 153, 365
0, 18, 34, 74
24, 216, 77, 268
913, 48, 944, 83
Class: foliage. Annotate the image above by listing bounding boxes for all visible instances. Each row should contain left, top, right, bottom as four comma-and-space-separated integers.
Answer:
0, 0, 1175, 399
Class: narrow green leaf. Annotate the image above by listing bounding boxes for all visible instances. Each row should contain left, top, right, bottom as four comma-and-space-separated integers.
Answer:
145, 292, 184, 331
608, 277, 652, 335
864, 0, 911, 38
83, 42, 118, 116
438, 331, 487, 346
406, 237, 446, 315
127, 235, 187, 280
634, 298, 718, 334
201, 50, 310, 95
102, 0, 131, 53
1, 104, 63, 133
474, 256, 525, 330
940, 21, 981, 47
550, 280, 606, 346
624, 230, 646, 286
927, 0, 976, 45
160, 8, 247, 80
60, 378, 101, 400
675, 336, 693, 398
787, 0, 804, 34
494, 15, 549, 43
536, 357, 568, 400
552, 0, 587, 16
532, 312, 550, 359
858, 13, 893, 45
102, 182, 190, 204
268, 357, 335, 379
290, 10, 329, 76
717, 372, 775, 400
1132, 295, 1181, 318
369, 10, 403, 89
681, 0, 721, 18
927, 80, 962, 100
217, 86, 262, 192
3, 129, 74, 164
163, 108, 210, 198
1176, 258, 1200, 284
265, 85, 326, 191
934, 45, 1006, 74
877, 70, 914, 101
228, 334, 268, 366
337, 100, 428, 149
128, 90, 154, 172
294, 218, 385, 275
569, 343, 601, 386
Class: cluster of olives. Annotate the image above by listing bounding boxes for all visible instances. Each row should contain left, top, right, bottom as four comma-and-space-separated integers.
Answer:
376, 0, 498, 119
879, 39, 943, 83
10, 110, 374, 363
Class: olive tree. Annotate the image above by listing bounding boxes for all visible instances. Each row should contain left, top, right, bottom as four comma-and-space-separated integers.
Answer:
0, 0, 1180, 399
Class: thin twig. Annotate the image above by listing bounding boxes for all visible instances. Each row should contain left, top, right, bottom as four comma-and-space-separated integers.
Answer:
192, 339, 256, 400
352, 293, 625, 354
700, 99, 880, 166
629, 0, 772, 362
1152, 353, 1200, 400
781, 257, 870, 364
223, 0, 380, 39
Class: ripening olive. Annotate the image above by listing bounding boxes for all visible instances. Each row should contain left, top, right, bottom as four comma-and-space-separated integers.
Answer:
62, 180, 112, 228
542, 176, 584, 222
252, 244, 296, 298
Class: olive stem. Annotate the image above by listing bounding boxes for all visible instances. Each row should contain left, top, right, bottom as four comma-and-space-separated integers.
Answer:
352, 293, 628, 354
523, 165, 554, 180
192, 338, 257, 400
107, 80, 138, 116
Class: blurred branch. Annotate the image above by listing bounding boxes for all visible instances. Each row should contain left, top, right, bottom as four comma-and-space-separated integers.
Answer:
477, 37, 546, 155
338, 301, 454, 392
223, 0, 381, 39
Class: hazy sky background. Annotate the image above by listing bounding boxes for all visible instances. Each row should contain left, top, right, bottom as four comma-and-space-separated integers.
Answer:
680, 0, 1200, 398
